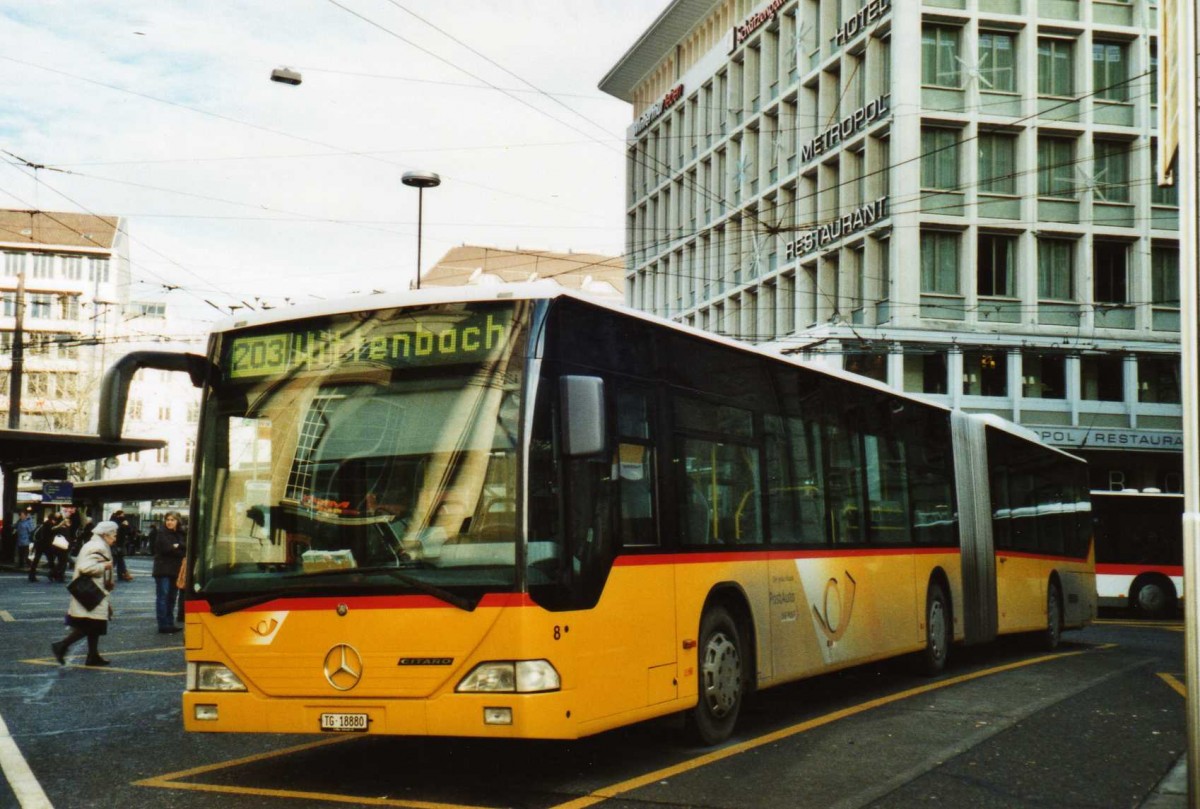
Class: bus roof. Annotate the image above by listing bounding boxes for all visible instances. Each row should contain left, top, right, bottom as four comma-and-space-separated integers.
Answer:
212, 283, 1073, 460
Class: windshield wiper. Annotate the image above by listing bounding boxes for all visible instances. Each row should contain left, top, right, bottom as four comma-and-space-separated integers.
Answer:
203, 566, 479, 615
282, 565, 478, 612
205, 591, 290, 616
376, 568, 478, 612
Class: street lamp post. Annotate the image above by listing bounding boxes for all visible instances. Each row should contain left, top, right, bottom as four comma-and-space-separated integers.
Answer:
401, 171, 441, 290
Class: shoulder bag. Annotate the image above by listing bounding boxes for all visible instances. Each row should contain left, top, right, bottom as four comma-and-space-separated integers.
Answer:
67, 575, 106, 611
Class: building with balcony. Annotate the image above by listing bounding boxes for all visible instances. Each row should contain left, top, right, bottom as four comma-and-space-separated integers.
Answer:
600, 0, 1180, 492
0, 210, 129, 435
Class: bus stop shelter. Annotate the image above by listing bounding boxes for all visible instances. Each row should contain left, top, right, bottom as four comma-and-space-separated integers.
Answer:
0, 427, 167, 563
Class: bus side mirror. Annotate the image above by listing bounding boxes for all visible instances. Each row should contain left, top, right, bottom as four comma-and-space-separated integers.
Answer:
560, 376, 605, 457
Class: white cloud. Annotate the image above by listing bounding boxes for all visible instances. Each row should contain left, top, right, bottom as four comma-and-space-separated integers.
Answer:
0, 0, 658, 319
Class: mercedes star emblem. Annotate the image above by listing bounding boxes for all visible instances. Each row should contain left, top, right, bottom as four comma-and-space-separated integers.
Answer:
322, 644, 363, 691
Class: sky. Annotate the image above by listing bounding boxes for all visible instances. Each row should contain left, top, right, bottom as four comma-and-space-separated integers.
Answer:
0, 0, 661, 325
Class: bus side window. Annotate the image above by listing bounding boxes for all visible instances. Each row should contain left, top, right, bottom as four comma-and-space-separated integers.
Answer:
615, 389, 657, 547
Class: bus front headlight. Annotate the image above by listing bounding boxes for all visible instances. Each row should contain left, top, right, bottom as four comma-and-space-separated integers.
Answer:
456, 660, 560, 693
188, 662, 247, 692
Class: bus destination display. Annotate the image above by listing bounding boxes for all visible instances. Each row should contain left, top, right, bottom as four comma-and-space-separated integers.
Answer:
226, 307, 513, 379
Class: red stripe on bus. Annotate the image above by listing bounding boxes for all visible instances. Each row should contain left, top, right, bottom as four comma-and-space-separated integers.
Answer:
1095, 564, 1184, 577
614, 546, 960, 566
185, 592, 534, 614
996, 550, 1093, 564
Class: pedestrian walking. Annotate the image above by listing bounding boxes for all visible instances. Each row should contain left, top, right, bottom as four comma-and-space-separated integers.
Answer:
28, 513, 58, 582
50, 520, 119, 667
153, 512, 186, 634
13, 507, 35, 568
109, 509, 135, 582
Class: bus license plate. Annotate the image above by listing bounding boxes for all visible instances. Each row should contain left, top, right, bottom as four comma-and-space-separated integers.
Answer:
320, 713, 368, 732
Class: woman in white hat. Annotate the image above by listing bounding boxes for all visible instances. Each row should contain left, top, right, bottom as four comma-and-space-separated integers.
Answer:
51, 520, 119, 666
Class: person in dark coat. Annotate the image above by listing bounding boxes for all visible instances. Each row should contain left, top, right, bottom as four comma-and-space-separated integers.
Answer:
152, 512, 186, 633
28, 513, 60, 582
109, 509, 135, 582
51, 520, 118, 667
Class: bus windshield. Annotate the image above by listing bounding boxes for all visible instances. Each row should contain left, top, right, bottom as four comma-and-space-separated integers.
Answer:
193, 301, 531, 611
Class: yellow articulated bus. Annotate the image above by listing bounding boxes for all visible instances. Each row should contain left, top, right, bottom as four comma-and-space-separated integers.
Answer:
99, 284, 1094, 744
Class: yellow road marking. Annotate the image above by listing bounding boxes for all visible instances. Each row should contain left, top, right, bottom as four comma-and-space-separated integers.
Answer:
0, 611, 14, 622
1158, 673, 1187, 698
132, 646, 1107, 809
20, 645, 184, 677
551, 649, 1092, 809
20, 659, 184, 677
135, 737, 485, 808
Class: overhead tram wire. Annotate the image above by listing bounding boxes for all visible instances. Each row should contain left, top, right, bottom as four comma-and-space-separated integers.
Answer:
331, 0, 773, 238
0, 164, 247, 314
0, 55, 596, 221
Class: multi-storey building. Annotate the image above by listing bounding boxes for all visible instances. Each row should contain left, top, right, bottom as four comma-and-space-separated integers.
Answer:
0, 210, 128, 435
105, 299, 204, 480
601, 0, 1180, 491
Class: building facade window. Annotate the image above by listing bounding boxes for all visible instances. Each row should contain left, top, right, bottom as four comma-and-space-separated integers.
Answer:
58, 295, 79, 321
1081, 355, 1124, 402
29, 294, 52, 319
1138, 356, 1180, 403
978, 234, 1016, 297
1092, 140, 1130, 203
88, 258, 110, 283
922, 25, 961, 88
1038, 238, 1075, 300
1038, 38, 1074, 97
1151, 142, 1179, 206
978, 31, 1016, 92
921, 128, 960, 189
61, 255, 83, 280
1092, 41, 1129, 102
1037, 137, 1076, 197
963, 351, 1008, 397
920, 231, 960, 294
978, 133, 1016, 194
156, 446, 170, 464
31, 254, 53, 279
3, 252, 24, 275
1152, 246, 1180, 306
1022, 353, 1066, 399
1093, 242, 1128, 304
904, 353, 948, 395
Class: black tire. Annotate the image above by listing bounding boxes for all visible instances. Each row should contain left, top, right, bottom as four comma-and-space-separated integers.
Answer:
1042, 582, 1063, 651
1131, 578, 1175, 619
921, 581, 950, 675
689, 605, 744, 745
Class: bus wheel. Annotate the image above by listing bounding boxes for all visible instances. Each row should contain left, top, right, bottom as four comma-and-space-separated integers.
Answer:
689, 605, 743, 745
1131, 578, 1175, 619
1042, 582, 1063, 651
921, 582, 950, 675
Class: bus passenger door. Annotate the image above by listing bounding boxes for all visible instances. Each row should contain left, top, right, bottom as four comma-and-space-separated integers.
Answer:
568, 386, 677, 723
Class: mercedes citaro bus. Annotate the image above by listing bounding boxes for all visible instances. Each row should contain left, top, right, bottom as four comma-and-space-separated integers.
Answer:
99, 283, 1094, 744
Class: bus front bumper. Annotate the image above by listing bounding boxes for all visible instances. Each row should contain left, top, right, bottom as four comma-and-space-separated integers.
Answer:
182, 689, 581, 739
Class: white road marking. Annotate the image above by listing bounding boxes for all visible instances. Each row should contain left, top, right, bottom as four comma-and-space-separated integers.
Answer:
0, 711, 53, 808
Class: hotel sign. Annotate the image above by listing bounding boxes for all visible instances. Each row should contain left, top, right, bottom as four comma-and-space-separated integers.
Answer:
801, 95, 890, 163
1032, 427, 1183, 451
633, 83, 684, 136
784, 197, 888, 260
730, 0, 785, 52
832, 0, 892, 47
